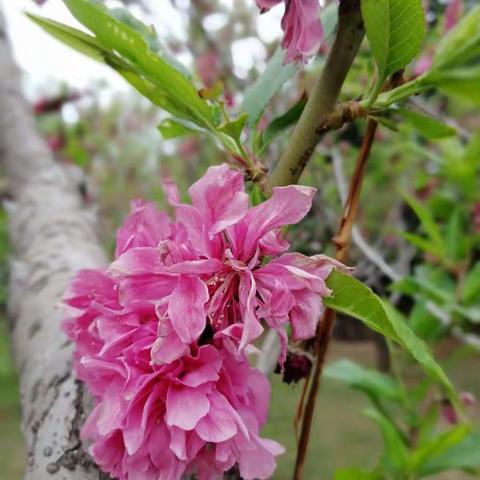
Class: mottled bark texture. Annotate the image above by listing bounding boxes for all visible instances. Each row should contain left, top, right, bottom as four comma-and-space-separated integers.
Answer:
0, 10, 108, 479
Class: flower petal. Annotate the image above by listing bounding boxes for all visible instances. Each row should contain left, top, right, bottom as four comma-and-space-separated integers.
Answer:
166, 386, 210, 430
168, 276, 209, 344
151, 331, 189, 366
115, 200, 171, 257
233, 185, 315, 260
195, 393, 237, 442
189, 164, 248, 235
239, 271, 264, 350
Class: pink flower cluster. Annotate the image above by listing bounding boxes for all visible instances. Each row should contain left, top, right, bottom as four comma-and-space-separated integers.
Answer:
65, 165, 339, 479
256, 0, 324, 63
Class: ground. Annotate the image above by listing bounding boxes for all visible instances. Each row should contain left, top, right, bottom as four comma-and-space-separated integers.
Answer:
0, 322, 478, 479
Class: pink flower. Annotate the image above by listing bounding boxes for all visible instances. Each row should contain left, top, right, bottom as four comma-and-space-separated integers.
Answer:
64, 164, 341, 478
444, 0, 463, 33
65, 272, 284, 479
413, 53, 433, 77
256, 0, 323, 63
110, 164, 339, 365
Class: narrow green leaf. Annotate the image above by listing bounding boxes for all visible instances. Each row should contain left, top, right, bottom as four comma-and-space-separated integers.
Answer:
397, 108, 456, 139
27, 13, 122, 67
362, 0, 425, 88
324, 359, 400, 400
249, 183, 266, 206
325, 270, 453, 395
320, 2, 339, 45
366, 114, 399, 131
383, 301, 453, 394
259, 96, 307, 155
432, 6, 480, 72
445, 208, 466, 263
109, 7, 191, 78
242, 48, 297, 127
462, 263, 480, 305
157, 119, 201, 140
399, 232, 444, 258
409, 425, 470, 473
433, 67, 480, 106
402, 193, 444, 248
218, 113, 248, 144
241, 3, 338, 127
62, 0, 214, 128
409, 301, 445, 343
420, 432, 480, 475
365, 408, 409, 473
115, 68, 193, 120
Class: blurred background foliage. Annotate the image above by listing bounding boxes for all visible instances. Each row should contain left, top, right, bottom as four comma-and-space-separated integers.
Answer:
1, 0, 479, 478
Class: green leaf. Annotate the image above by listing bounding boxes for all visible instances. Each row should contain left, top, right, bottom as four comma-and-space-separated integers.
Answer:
362, 0, 425, 94
62, 0, 215, 128
384, 302, 453, 395
249, 183, 266, 207
26, 13, 124, 67
242, 48, 297, 127
241, 3, 338, 127
462, 263, 480, 304
397, 108, 456, 139
115, 67, 193, 120
218, 113, 248, 144
365, 408, 408, 473
433, 67, 480, 106
320, 2, 339, 45
325, 271, 398, 340
367, 114, 399, 131
392, 274, 451, 305
325, 270, 453, 395
409, 301, 445, 343
109, 7, 191, 78
431, 6, 480, 72
409, 425, 471, 474
445, 208, 466, 263
399, 232, 444, 258
157, 119, 201, 140
334, 468, 381, 480
324, 359, 400, 400
258, 96, 307, 155
402, 193, 444, 248
420, 432, 480, 475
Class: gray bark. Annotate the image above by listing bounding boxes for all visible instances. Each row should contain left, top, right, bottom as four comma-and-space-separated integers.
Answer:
0, 9, 108, 479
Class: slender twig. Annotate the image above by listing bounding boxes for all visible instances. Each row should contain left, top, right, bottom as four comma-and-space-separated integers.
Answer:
332, 150, 480, 353
267, 0, 365, 191
293, 119, 378, 480
332, 149, 401, 281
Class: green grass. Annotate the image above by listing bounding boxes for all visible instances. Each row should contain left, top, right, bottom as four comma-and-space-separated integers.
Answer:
264, 374, 381, 479
0, 333, 478, 479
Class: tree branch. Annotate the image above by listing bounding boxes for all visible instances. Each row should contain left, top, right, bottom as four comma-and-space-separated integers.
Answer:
293, 118, 378, 480
332, 149, 480, 353
0, 9, 108, 479
267, 0, 364, 190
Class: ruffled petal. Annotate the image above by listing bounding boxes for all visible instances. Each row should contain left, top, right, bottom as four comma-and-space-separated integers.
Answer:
168, 276, 209, 344
188, 164, 249, 235
195, 393, 238, 442
115, 200, 171, 257
233, 185, 315, 260
166, 386, 210, 430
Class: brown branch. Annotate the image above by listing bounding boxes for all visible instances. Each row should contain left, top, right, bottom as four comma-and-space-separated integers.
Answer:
292, 119, 378, 480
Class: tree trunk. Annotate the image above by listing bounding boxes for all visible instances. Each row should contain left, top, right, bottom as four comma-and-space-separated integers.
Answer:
0, 10, 108, 479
